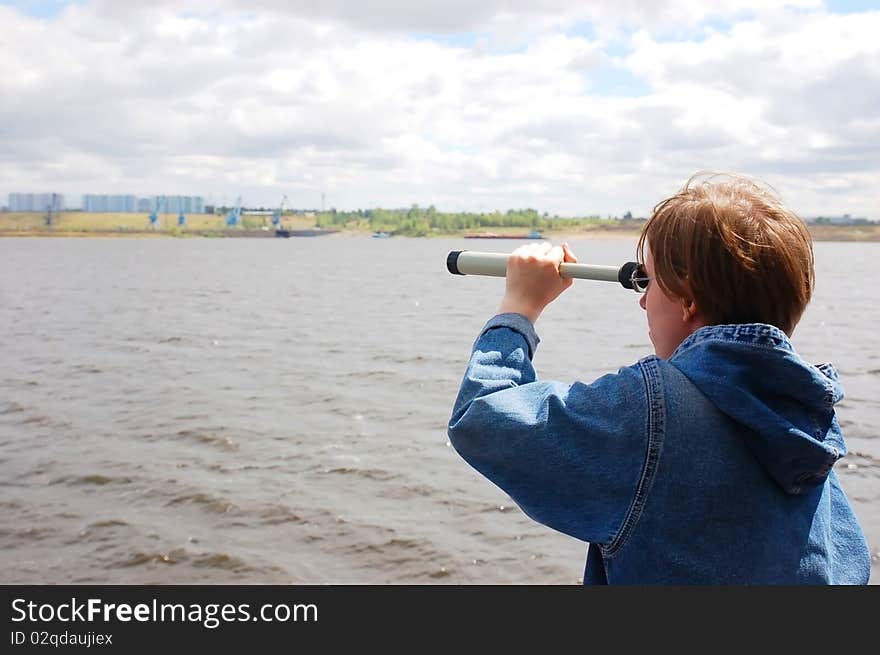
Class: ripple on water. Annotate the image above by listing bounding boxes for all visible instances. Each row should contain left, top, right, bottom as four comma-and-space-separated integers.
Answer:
19, 415, 55, 426
50, 474, 133, 486
71, 364, 102, 374
174, 429, 239, 451
316, 465, 400, 481
378, 481, 438, 500
165, 492, 237, 514
117, 548, 187, 567
89, 519, 129, 528
68, 520, 135, 546
0, 402, 25, 415
340, 535, 455, 581
0, 525, 58, 543
371, 353, 430, 365
115, 548, 265, 574
192, 553, 250, 570
257, 505, 307, 526
844, 451, 880, 476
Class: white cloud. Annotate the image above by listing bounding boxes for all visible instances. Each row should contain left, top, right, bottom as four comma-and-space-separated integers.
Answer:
156, 0, 825, 34
0, 1, 877, 218
621, 9, 880, 214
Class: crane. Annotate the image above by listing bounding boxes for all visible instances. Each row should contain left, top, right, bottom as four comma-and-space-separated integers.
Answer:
149, 196, 165, 228
272, 194, 288, 228
44, 193, 58, 227
177, 195, 186, 227
225, 196, 242, 227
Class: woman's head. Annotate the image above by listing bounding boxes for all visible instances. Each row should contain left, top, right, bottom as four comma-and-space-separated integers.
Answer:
637, 173, 814, 344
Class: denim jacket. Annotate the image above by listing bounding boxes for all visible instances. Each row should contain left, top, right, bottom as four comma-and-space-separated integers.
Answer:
448, 314, 871, 584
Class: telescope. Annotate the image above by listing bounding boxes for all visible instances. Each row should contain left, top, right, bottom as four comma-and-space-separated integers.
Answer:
446, 250, 648, 292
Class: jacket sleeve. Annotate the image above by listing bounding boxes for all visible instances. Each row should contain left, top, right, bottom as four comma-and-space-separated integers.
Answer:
448, 313, 650, 544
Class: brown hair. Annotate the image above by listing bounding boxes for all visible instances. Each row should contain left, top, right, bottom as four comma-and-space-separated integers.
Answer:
637, 173, 814, 335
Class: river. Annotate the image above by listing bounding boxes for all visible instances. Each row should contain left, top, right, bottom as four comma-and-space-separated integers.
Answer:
1, 236, 876, 583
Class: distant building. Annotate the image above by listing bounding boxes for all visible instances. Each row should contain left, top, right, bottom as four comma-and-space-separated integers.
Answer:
78, 194, 205, 213
154, 196, 205, 214
9, 193, 65, 212
82, 194, 137, 212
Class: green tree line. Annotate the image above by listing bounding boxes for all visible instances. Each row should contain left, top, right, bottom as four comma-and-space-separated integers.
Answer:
311, 204, 634, 236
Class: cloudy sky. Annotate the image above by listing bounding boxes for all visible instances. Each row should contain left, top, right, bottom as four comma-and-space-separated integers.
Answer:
1, 0, 878, 217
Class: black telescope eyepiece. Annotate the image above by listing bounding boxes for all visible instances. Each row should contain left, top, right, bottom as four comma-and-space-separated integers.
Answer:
618, 261, 641, 290
447, 250, 464, 275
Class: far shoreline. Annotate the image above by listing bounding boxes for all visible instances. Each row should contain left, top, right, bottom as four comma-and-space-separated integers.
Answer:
4, 209, 879, 242
2, 225, 879, 242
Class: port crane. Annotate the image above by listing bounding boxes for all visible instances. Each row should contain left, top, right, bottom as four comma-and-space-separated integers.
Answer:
225, 196, 242, 227
149, 196, 165, 228
177, 196, 186, 227
44, 193, 58, 227
272, 194, 288, 228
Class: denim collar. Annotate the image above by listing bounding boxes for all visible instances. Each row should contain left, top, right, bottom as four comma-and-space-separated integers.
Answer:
668, 323, 844, 494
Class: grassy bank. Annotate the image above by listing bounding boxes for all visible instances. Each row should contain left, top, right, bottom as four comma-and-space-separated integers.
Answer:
0, 212, 273, 233
0, 212, 318, 238
802, 224, 880, 241
1, 212, 878, 241
547, 223, 880, 242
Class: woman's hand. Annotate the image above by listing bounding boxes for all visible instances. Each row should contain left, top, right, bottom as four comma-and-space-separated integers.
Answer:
497, 242, 578, 323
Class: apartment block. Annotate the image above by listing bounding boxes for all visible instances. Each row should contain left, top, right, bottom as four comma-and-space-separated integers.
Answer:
8, 193, 65, 212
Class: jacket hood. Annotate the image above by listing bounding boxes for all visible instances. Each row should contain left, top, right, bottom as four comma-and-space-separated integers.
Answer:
669, 324, 845, 494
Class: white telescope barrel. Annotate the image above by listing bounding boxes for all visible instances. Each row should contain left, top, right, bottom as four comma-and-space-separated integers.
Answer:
447, 250, 640, 288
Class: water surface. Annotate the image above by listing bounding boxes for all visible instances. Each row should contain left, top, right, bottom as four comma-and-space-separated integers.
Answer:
1, 237, 876, 583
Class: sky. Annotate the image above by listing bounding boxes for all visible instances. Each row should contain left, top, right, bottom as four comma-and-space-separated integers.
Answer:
1, 0, 878, 217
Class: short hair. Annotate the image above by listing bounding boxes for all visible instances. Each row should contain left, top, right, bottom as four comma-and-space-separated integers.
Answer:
637, 173, 814, 335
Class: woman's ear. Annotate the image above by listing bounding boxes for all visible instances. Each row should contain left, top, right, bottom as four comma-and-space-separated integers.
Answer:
681, 298, 699, 323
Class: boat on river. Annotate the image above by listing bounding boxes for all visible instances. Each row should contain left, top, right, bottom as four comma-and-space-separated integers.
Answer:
275, 228, 340, 237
